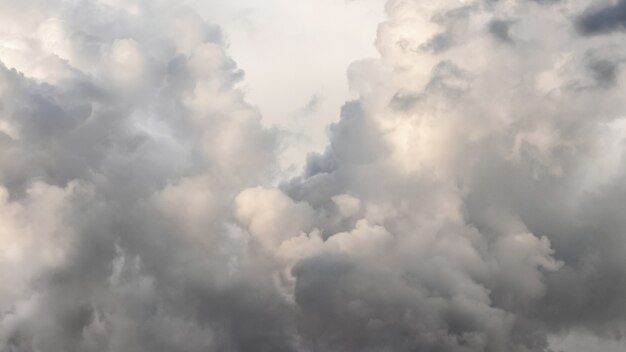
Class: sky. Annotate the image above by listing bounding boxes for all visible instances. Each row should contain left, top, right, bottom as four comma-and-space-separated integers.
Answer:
1, 0, 626, 351
187, 0, 385, 174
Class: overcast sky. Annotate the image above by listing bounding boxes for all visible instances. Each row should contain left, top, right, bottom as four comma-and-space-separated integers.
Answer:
1, 0, 626, 351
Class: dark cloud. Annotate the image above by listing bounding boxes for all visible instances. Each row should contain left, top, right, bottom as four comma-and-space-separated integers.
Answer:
577, 0, 626, 35
489, 19, 515, 43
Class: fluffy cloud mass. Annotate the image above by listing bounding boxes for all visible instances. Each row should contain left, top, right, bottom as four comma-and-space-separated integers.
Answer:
1, 0, 626, 351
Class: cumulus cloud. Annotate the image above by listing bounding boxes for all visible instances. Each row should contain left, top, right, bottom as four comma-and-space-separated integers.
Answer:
0, 1, 288, 351
1, 0, 626, 351
273, 0, 626, 350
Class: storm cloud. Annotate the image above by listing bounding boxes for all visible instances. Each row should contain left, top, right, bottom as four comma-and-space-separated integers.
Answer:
1, 0, 626, 351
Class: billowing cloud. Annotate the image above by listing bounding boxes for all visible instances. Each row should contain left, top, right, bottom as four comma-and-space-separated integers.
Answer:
1, 0, 626, 351
258, 0, 626, 350
0, 1, 289, 351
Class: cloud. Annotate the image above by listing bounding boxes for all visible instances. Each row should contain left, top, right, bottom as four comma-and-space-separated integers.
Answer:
1, 0, 626, 351
0, 1, 289, 351
488, 19, 515, 43
577, 0, 626, 35
269, 0, 626, 350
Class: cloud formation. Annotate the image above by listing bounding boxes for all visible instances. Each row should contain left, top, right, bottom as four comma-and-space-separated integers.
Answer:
0, 1, 288, 351
1, 0, 626, 351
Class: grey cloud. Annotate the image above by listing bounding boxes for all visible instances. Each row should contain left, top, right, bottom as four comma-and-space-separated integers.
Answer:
3, 0, 626, 351
0, 1, 283, 351
577, 0, 626, 35
278, 1, 626, 351
489, 19, 514, 43
421, 5, 475, 53
587, 58, 619, 87
390, 60, 472, 112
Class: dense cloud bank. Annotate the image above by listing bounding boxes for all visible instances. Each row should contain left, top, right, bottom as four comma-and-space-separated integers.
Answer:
1, 0, 626, 351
